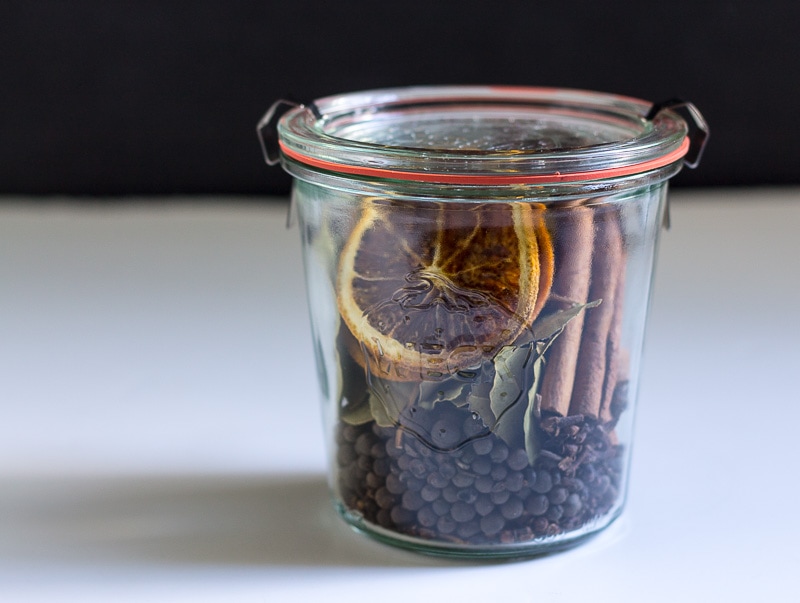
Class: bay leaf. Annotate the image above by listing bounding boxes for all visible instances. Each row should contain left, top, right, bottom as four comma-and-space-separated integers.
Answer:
337, 329, 371, 425
365, 375, 412, 427
523, 355, 546, 464
340, 393, 375, 425
491, 299, 601, 457
418, 377, 470, 409
490, 344, 533, 448
490, 344, 532, 420
368, 392, 396, 428
465, 381, 495, 427
529, 298, 602, 343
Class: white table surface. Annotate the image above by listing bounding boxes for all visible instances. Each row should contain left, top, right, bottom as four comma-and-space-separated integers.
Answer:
1, 188, 798, 602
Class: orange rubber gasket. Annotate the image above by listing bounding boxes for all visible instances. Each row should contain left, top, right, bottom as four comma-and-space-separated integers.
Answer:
279, 137, 689, 185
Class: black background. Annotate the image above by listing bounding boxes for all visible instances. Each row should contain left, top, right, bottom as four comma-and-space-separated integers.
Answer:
2, 1, 798, 197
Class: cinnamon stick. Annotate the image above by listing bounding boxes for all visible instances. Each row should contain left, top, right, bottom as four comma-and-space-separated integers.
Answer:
568, 209, 623, 419
539, 205, 594, 417
599, 261, 626, 424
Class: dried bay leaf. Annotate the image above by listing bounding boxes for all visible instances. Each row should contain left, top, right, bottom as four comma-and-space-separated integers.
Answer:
490, 345, 531, 421
491, 344, 533, 448
337, 329, 371, 425
529, 298, 602, 343
368, 392, 396, 428
490, 299, 602, 454
523, 356, 546, 464
465, 381, 495, 428
339, 301, 601, 431
418, 377, 471, 410
340, 394, 374, 425
366, 376, 414, 427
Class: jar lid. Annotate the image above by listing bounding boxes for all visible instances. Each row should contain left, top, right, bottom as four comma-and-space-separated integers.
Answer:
262, 86, 706, 185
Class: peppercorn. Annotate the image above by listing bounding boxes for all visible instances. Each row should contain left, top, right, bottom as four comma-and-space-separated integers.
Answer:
335, 402, 623, 546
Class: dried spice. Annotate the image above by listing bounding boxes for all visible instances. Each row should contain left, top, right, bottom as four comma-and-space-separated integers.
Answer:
334, 200, 631, 548
336, 399, 624, 545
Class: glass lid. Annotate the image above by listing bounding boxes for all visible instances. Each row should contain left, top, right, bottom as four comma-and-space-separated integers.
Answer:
274, 86, 693, 185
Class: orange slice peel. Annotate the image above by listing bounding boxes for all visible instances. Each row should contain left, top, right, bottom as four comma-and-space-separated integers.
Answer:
337, 200, 553, 382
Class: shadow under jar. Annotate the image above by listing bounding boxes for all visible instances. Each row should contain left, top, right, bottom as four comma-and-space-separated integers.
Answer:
259, 86, 706, 559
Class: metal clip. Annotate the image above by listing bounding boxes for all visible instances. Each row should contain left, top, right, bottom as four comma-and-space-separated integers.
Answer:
646, 99, 709, 169
256, 99, 300, 166
257, 99, 322, 166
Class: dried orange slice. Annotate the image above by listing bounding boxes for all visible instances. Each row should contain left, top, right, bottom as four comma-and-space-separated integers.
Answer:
337, 199, 553, 382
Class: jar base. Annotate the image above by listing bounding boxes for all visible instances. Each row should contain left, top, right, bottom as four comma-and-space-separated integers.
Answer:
336, 502, 623, 560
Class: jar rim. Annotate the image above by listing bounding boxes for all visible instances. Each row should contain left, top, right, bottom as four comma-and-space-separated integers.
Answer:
276, 86, 691, 185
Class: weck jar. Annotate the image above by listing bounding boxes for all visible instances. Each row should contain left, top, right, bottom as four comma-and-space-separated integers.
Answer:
257, 86, 707, 558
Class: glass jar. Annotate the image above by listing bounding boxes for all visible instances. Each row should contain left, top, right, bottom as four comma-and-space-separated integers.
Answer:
258, 86, 706, 558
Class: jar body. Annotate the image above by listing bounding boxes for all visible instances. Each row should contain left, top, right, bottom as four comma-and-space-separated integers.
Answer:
295, 174, 668, 558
